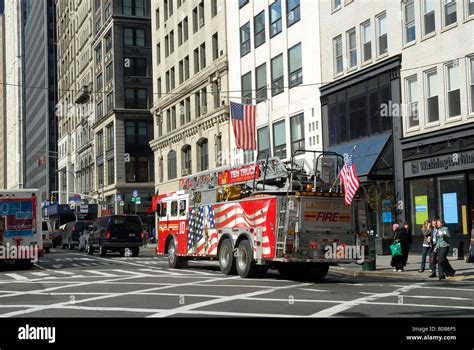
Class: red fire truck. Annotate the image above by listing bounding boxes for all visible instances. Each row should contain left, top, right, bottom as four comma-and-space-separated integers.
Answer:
154, 150, 369, 280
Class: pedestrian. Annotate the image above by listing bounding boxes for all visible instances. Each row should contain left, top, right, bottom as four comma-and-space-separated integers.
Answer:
151, 227, 156, 244
434, 219, 456, 280
419, 220, 432, 273
401, 222, 412, 267
391, 223, 404, 272
429, 219, 439, 278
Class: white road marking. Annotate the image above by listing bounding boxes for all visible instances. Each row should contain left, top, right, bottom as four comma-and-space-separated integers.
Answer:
111, 269, 148, 276
358, 292, 471, 301
5, 274, 29, 281
310, 284, 422, 317
71, 263, 81, 267
85, 270, 118, 277
53, 271, 74, 275
298, 288, 331, 293
51, 265, 63, 269
30, 272, 50, 277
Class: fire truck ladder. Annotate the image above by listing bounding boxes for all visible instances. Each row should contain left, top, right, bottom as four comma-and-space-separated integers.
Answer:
275, 195, 291, 257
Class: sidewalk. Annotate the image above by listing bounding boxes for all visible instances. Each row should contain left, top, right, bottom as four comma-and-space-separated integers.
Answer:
332, 253, 474, 281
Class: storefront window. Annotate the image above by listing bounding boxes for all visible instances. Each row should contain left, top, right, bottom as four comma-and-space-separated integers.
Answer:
408, 175, 468, 236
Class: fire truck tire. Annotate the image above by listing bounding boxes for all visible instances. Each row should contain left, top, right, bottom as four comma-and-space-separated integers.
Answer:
236, 239, 257, 278
218, 238, 237, 275
167, 239, 188, 268
306, 263, 329, 281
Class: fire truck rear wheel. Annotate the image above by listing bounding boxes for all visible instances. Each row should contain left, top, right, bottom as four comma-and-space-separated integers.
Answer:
236, 239, 257, 278
218, 238, 237, 275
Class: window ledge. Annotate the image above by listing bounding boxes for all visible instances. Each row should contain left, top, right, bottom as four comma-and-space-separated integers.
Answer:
376, 53, 389, 61
360, 60, 373, 68
405, 126, 421, 133
331, 7, 342, 15
468, 112, 474, 118
346, 66, 358, 74
333, 72, 344, 79
421, 32, 436, 42
464, 15, 474, 24
441, 23, 458, 34
445, 116, 462, 124
425, 121, 441, 128
402, 41, 417, 50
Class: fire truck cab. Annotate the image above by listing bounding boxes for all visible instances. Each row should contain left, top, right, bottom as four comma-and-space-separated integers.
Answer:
155, 150, 369, 280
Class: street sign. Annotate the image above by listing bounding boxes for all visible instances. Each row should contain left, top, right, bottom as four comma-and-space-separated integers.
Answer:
132, 190, 139, 198
131, 197, 141, 204
80, 205, 89, 214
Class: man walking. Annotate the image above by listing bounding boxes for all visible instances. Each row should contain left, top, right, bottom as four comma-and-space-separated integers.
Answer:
429, 219, 438, 278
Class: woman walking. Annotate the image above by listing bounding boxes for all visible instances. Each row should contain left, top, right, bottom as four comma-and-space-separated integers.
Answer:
391, 223, 404, 272
419, 220, 432, 273
434, 220, 456, 280
401, 222, 412, 267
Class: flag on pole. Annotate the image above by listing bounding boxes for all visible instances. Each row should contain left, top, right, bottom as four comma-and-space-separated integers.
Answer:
339, 153, 360, 205
230, 101, 257, 150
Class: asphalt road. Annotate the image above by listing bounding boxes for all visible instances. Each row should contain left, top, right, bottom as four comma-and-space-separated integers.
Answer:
0, 248, 473, 318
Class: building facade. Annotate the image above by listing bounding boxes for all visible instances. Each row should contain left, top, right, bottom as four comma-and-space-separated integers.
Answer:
24, 0, 58, 200
0, 12, 6, 189
398, 0, 474, 243
227, 0, 322, 168
318, 0, 403, 245
150, 0, 230, 195
92, 0, 154, 216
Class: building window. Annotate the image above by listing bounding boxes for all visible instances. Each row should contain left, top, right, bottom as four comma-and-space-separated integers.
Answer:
107, 92, 114, 112
347, 29, 357, 68
333, 35, 343, 75
169, 30, 175, 54
167, 150, 177, 180
290, 113, 304, 153
95, 45, 102, 64
198, 1, 205, 28
105, 2, 112, 20
240, 22, 251, 57
257, 126, 270, 159
256, 63, 267, 102
425, 69, 439, 123
445, 61, 461, 118
105, 32, 113, 52
156, 8, 160, 29
239, 0, 249, 8
97, 101, 104, 119
241, 71, 252, 105
158, 156, 163, 182
125, 58, 147, 76
98, 163, 104, 187
198, 139, 209, 171
254, 11, 265, 48
288, 43, 303, 87
106, 63, 113, 82
287, 0, 300, 26
332, 0, 341, 11
270, 0, 282, 38
444, 0, 457, 26
273, 120, 286, 159
125, 88, 148, 109
183, 17, 189, 41
97, 131, 104, 155
184, 56, 190, 80
108, 158, 115, 185
123, 0, 144, 16
126, 156, 154, 183
423, 0, 436, 35
211, 0, 218, 17
468, 0, 474, 16
95, 18, 102, 34
106, 124, 114, 150
404, 0, 416, 44
406, 76, 419, 128
157, 77, 162, 98
271, 53, 284, 96
178, 22, 183, 46
124, 28, 145, 46
212, 33, 219, 61
469, 56, 474, 114
125, 121, 150, 145
96, 73, 103, 92
377, 13, 388, 56
182, 145, 192, 175
361, 21, 372, 62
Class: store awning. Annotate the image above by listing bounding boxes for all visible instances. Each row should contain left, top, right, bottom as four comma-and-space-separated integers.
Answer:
328, 133, 392, 179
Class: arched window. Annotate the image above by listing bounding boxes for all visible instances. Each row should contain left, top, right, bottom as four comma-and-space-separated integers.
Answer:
181, 145, 192, 175
167, 150, 177, 180
197, 138, 208, 171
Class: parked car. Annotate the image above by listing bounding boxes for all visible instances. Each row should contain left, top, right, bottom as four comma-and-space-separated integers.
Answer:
61, 221, 94, 250
41, 221, 52, 254
87, 215, 144, 257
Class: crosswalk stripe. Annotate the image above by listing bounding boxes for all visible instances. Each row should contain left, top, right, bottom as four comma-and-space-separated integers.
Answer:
30, 272, 50, 277
111, 269, 147, 276
71, 263, 80, 267
5, 274, 29, 281
85, 270, 118, 277
53, 271, 74, 275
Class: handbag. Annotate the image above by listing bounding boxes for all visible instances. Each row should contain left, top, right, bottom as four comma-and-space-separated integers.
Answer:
390, 242, 403, 256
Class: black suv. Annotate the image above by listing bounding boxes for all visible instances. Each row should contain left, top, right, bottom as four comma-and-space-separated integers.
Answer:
61, 221, 94, 250
87, 215, 144, 257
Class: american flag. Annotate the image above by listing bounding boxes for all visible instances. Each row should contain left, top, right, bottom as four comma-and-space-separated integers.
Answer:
195, 206, 205, 253
339, 153, 360, 205
230, 101, 257, 150
187, 207, 196, 251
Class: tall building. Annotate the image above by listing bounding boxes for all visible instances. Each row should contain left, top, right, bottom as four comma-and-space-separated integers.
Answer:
56, 0, 96, 209
318, 0, 473, 250
150, 0, 230, 194
0, 12, 6, 189
3, 0, 26, 190
24, 0, 58, 200
227, 0, 322, 167
92, 0, 154, 216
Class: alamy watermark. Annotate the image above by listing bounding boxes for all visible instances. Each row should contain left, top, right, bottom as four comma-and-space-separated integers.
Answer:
324, 243, 365, 264
0, 243, 39, 263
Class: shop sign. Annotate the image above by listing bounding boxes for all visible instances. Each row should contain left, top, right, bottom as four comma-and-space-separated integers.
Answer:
405, 150, 474, 177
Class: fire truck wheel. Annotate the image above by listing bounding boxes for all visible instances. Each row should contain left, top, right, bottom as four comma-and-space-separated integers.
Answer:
218, 239, 237, 275
167, 239, 186, 268
236, 239, 257, 278
306, 263, 329, 281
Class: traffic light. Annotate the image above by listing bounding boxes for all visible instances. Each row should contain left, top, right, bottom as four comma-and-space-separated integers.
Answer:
50, 194, 56, 204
